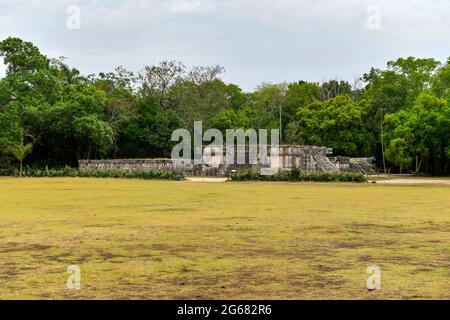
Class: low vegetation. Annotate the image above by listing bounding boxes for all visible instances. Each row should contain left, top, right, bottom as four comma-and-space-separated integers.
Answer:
0, 178, 448, 299
4, 166, 366, 183
231, 168, 367, 182
22, 167, 184, 181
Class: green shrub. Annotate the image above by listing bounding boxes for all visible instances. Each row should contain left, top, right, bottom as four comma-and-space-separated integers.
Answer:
18, 166, 184, 181
231, 168, 367, 183
4, 165, 365, 182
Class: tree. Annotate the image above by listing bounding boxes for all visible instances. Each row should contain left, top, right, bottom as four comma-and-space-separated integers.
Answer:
388, 57, 440, 100
0, 37, 62, 167
0, 37, 61, 106
116, 97, 183, 158
138, 61, 185, 107
432, 57, 450, 100
208, 109, 251, 132
284, 81, 320, 144
73, 115, 113, 159
0, 38, 448, 174
7, 142, 33, 176
52, 57, 86, 85
0, 37, 50, 74
223, 83, 248, 110
286, 81, 320, 111
45, 84, 109, 161
0, 106, 35, 175
92, 66, 138, 149
296, 95, 374, 156
361, 57, 443, 170
0, 105, 22, 148
319, 80, 352, 101
248, 83, 288, 142
383, 93, 449, 173
187, 65, 224, 84
167, 78, 232, 130
363, 57, 440, 113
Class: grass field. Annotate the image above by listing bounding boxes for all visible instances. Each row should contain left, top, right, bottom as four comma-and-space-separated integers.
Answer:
0, 178, 448, 299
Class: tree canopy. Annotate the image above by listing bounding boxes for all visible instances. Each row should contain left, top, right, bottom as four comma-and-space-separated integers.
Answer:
0, 37, 449, 174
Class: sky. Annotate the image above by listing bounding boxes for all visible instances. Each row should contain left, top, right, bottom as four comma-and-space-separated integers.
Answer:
0, 0, 449, 91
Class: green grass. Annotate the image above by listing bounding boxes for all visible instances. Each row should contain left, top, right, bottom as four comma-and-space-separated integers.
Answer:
0, 178, 448, 299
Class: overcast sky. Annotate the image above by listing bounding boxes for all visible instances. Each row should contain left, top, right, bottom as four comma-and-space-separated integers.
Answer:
0, 0, 449, 91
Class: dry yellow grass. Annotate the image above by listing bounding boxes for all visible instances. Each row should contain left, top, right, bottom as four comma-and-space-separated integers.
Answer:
0, 177, 448, 299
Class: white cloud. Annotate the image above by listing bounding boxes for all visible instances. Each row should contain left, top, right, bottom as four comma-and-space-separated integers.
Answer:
0, 0, 449, 90
168, 0, 213, 14
0, 13, 15, 25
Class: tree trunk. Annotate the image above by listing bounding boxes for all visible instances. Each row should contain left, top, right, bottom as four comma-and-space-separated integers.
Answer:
76, 147, 81, 161
417, 157, 424, 173
19, 160, 23, 177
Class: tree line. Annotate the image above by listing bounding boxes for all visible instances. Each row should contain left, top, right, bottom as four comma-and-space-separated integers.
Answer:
0, 37, 449, 175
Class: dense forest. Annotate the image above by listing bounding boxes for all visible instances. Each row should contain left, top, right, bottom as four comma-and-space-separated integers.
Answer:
0, 37, 449, 175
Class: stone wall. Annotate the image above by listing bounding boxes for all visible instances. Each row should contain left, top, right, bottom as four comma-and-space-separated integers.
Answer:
79, 159, 194, 175
78, 159, 257, 177
78, 145, 375, 176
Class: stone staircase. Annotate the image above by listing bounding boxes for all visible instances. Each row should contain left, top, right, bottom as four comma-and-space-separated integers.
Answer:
350, 160, 375, 175
312, 155, 340, 173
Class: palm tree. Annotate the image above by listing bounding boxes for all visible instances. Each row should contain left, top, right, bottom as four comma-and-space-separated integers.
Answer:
59, 63, 85, 85
53, 57, 86, 85
8, 142, 33, 176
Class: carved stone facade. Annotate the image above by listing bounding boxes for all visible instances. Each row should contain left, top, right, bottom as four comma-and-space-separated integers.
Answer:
78, 145, 375, 176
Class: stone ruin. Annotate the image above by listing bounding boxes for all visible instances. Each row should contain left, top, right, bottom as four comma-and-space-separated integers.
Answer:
328, 156, 376, 175
79, 145, 375, 176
